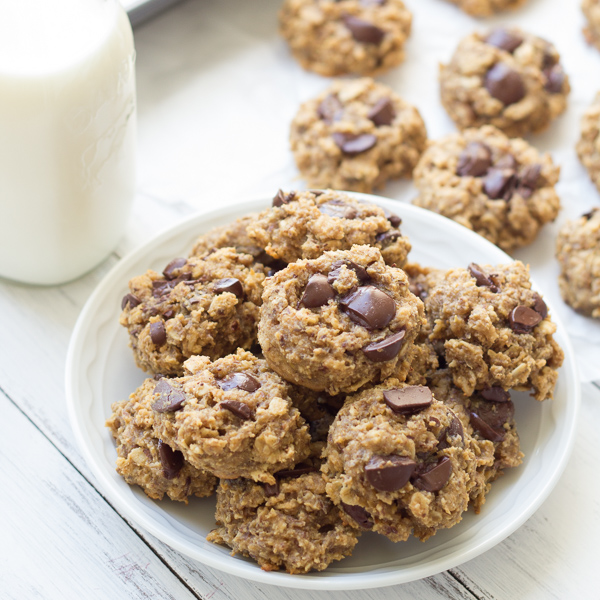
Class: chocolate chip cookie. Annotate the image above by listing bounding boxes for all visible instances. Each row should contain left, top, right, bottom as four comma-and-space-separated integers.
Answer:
259, 245, 425, 395
576, 92, 600, 194
412, 125, 561, 252
290, 78, 427, 193
444, 0, 527, 16
247, 189, 411, 267
279, 0, 412, 77
323, 382, 476, 542
423, 261, 564, 401
556, 208, 600, 318
148, 350, 311, 483
207, 471, 359, 573
429, 370, 523, 513
120, 248, 266, 376
583, 0, 600, 50
106, 378, 217, 502
440, 28, 570, 137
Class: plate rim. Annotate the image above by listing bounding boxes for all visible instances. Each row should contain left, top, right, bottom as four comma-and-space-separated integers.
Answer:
65, 193, 581, 590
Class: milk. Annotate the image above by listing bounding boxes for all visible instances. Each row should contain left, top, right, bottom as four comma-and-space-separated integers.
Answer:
0, 0, 136, 285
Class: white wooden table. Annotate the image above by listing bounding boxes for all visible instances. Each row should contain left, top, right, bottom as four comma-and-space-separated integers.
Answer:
3, 1, 600, 598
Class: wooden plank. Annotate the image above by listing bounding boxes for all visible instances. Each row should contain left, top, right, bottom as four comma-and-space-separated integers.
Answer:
0, 390, 199, 600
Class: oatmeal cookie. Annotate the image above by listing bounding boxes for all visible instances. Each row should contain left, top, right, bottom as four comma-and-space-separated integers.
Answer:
576, 92, 600, 194
207, 471, 359, 573
279, 0, 412, 77
444, 0, 527, 17
583, 0, 600, 50
440, 28, 570, 137
556, 209, 600, 318
322, 382, 475, 542
290, 78, 427, 193
429, 370, 523, 512
247, 189, 411, 266
106, 378, 217, 502
412, 126, 561, 252
259, 245, 425, 395
424, 261, 564, 401
120, 248, 265, 376
148, 350, 311, 483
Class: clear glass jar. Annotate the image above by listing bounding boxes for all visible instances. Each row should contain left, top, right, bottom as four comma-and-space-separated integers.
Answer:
0, 0, 137, 285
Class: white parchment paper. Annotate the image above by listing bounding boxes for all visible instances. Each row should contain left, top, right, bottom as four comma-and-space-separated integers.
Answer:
134, 0, 600, 381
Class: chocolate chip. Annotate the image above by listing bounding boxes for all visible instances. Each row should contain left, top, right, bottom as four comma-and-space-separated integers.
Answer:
456, 142, 492, 177
327, 260, 370, 286
368, 98, 395, 126
382, 207, 402, 228
318, 199, 358, 219
469, 410, 505, 442
519, 164, 541, 190
275, 465, 318, 478
495, 154, 518, 170
412, 457, 452, 492
485, 63, 526, 106
273, 189, 295, 207
544, 64, 565, 93
332, 132, 377, 156
300, 273, 335, 308
509, 305, 542, 333
342, 15, 385, 45
409, 281, 428, 301
317, 94, 343, 124
414, 457, 453, 492
163, 258, 187, 280
362, 330, 406, 362
217, 372, 261, 393
531, 292, 548, 319
264, 482, 279, 497
438, 413, 465, 451
583, 208, 599, 220
149, 321, 167, 346
152, 275, 191, 298
152, 380, 186, 413
485, 29, 524, 53
213, 278, 244, 299
220, 399, 254, 420
365, 455, 416, 492
468, 263, 499, 292
481, 386, 511, 402
375, 230, 400, 247
339, 285, 396, 329
157, 440, 184, 479
483, 167, 517, 201
121, 293, 141, 310
475, 397, 514, 430
341, 502, 374, 529
383, 386, 433, 415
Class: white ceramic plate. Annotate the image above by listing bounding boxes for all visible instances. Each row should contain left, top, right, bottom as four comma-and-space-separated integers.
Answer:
65, 194, 580, 590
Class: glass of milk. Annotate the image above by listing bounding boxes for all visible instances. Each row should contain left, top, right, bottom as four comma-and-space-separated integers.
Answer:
0, 0, 137, 285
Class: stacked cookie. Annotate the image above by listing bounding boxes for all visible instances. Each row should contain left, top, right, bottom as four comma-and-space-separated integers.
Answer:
108, 190, 563, 573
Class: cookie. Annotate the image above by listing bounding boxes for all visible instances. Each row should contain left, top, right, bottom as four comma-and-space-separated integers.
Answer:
423, 261, 564, 401
322, 382, 476, 542
583, 0, 600, 50
444, 0, 527, 17
290, 78, 427, 193
412, 125, 561, 252
576, 92, 600, 194
429, 370, 523, 513
279, 0, 412, 77
106, 378, 217, 502
258, 245, 425, 395
247, 189, 411, 266
556, 208, 600, 318
207, 471, 359, 573
440, 28, 570, 137
120, 248, 265, 376
148, 349, 311, 483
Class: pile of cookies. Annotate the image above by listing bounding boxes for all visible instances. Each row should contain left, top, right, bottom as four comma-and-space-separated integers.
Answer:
278, 0, 600, 320
107, 190, 563, 573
